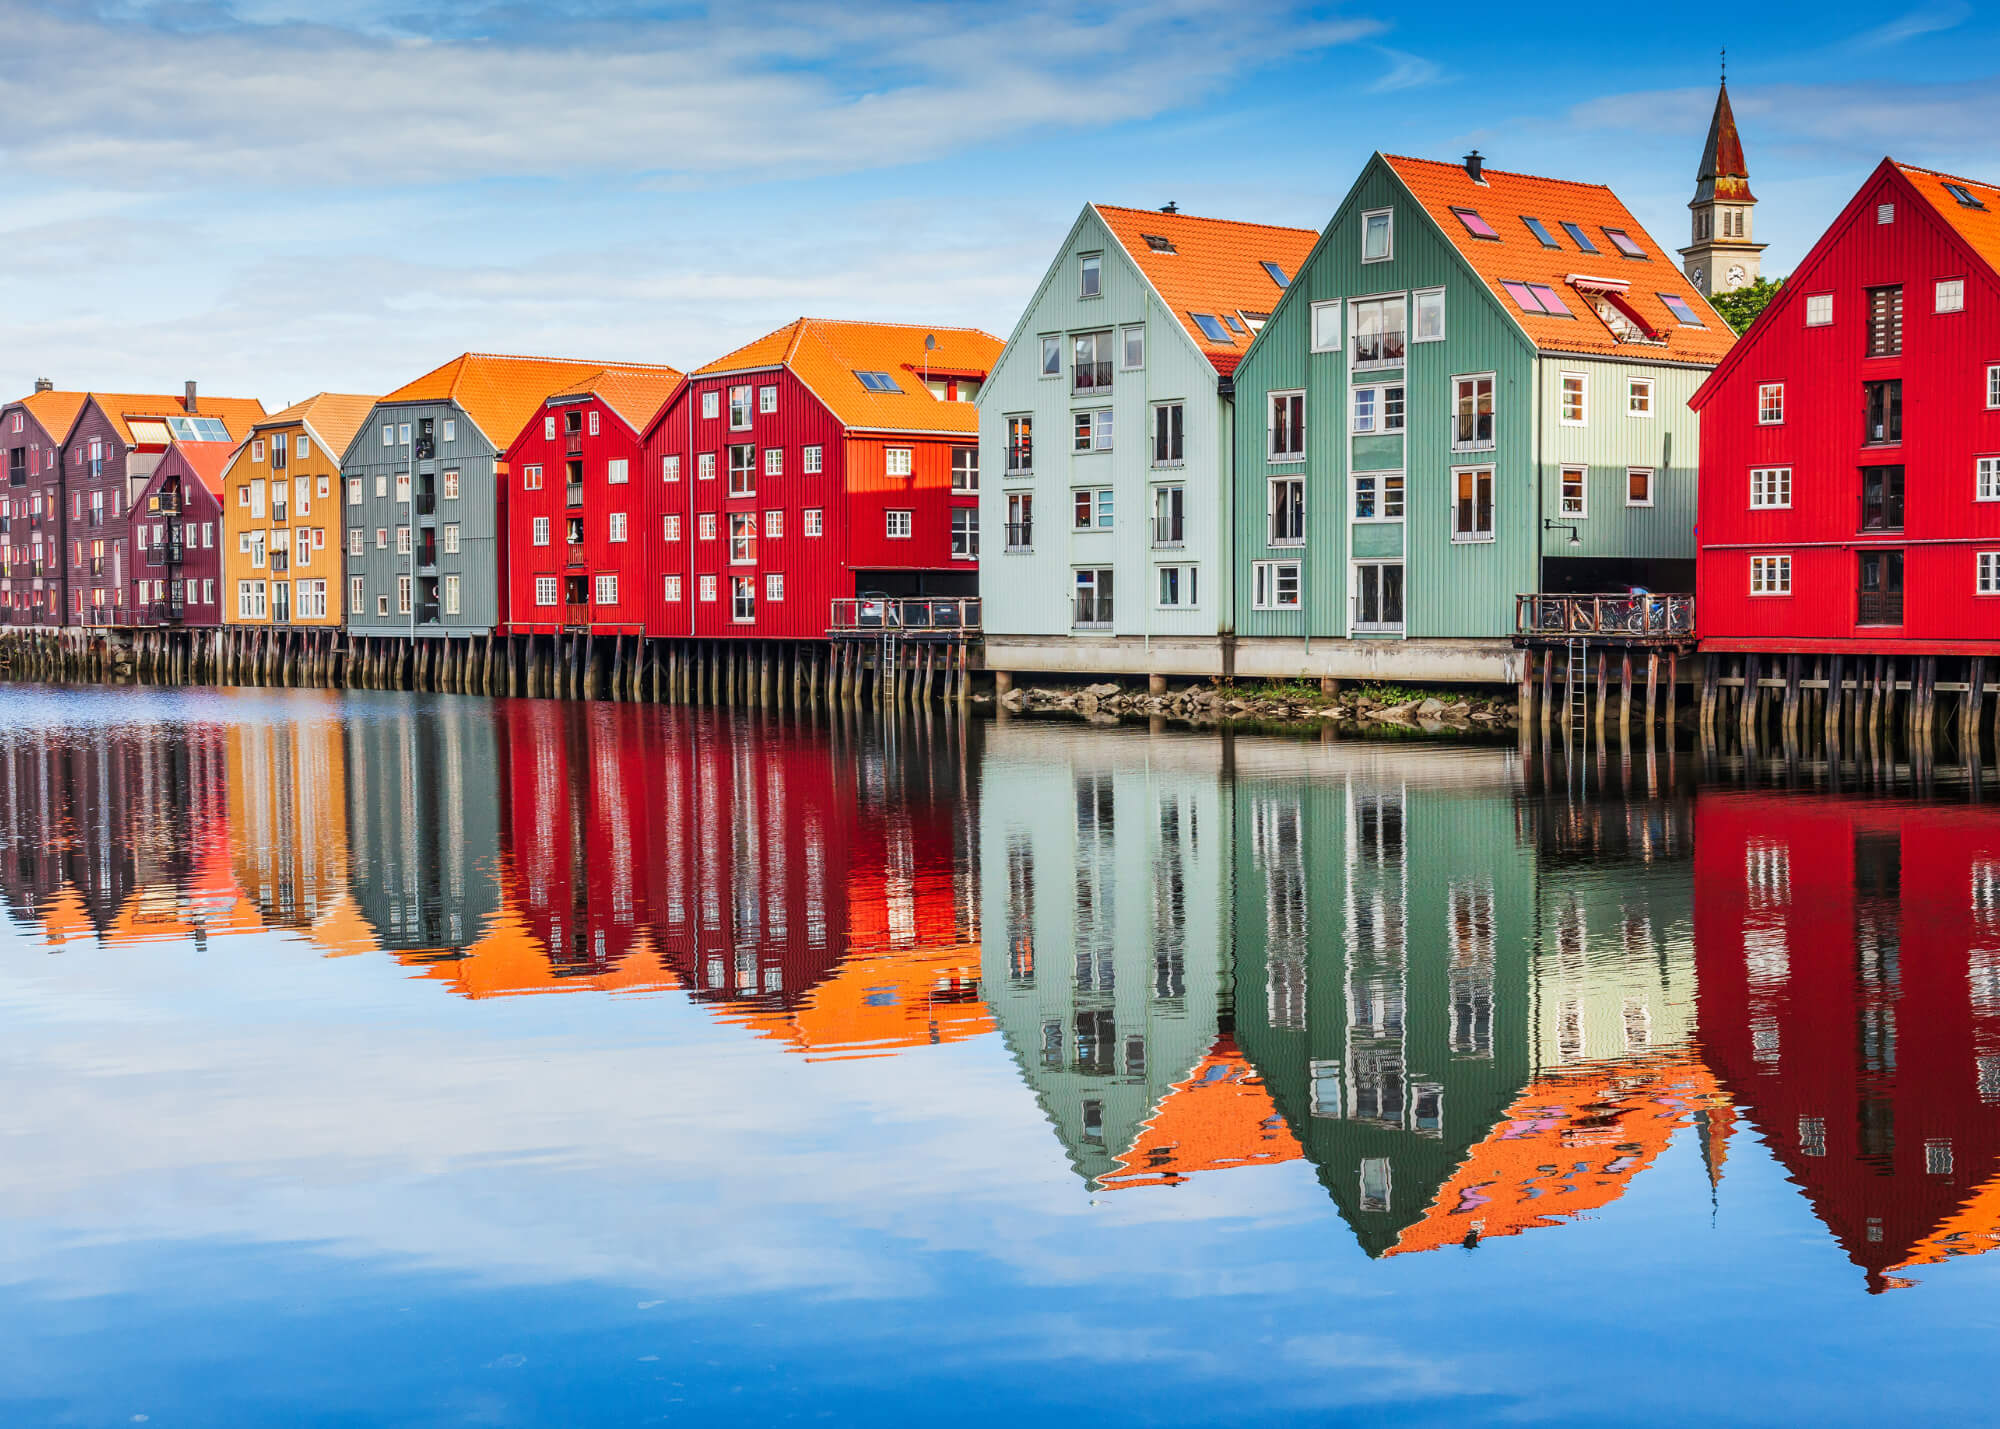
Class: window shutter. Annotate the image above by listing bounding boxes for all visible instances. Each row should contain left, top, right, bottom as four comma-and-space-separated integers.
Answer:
1867, 286, 1903, 357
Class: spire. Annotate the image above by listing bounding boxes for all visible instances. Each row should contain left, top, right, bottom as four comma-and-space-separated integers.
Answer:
1695, 76, 1753, 204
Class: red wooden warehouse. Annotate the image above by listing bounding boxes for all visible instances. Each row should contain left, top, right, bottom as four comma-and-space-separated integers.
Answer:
129, 439, 233, 628
499, 366, 684, 639
641, 318, 1000, 640
1691, 159, 2000, 666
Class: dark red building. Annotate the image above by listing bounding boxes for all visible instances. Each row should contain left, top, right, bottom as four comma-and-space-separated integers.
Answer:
641, 318, 998, 640
1694, 790, 2000, 1289
1691, 160, 2000, 657
59, 387, 265, 627
499, 366, 684, 638
0, 384, 87, 626
129, 440, 231, 628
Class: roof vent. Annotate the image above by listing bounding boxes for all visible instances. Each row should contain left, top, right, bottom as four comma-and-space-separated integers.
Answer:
1464, 150, 1486, 184
183, 380, 198, 412
33, 378, 52, 393
1160, 200, 1179, 214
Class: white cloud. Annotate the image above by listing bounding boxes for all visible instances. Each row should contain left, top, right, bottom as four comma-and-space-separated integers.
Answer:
1847, 1, 1972, 49
1367, 45, 1443, 93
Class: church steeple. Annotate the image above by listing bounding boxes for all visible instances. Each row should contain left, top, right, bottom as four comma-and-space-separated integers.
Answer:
1680, 63, 1766, 297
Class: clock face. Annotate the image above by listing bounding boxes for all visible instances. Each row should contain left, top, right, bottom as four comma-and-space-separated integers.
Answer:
1726, 264, 1748, 288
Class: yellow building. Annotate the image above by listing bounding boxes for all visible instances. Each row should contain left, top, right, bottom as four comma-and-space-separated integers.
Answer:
221, 393, 375, 629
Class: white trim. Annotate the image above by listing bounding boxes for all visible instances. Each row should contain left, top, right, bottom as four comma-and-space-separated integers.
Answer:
1626, 377, 1654, 418
1310, 301, 1343, 354
1268, 389, 1306, 462
1757, 383, 1785, 425
1558, 371, 1587, 426
1559, 465, 1588, 519
1980, 551, 2000, 596
1988, 365, 2000, 410
1449, 464, 1496, 543
1750, 553, 1792, 596
1937, 277, 1966, 314
1977, 456, 2000, 503
1625, 466, 1655, 508
1360, 208, 1393, 264
1750, 466, 1793, 510
1413, 287, 1445, 343
1251, 559, 1302, 610
1352, 469, 1405, 522
1805, 293, 1833, 327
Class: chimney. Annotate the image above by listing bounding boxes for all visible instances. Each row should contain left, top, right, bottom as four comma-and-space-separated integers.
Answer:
183, 380, 197, 412
33, 378, 52, 393
1464, 150, 1486, 184
1160, 200, 1179, 214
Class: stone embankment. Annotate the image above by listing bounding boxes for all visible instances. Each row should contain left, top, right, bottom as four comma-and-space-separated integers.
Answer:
996, 681, 1517, 733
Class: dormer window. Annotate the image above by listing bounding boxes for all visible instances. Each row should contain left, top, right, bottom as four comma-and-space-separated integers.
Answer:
1560, 222, 1598, 253
1603, 228, 1647, 259
1261, 261, 1292, 288
1451, 207, 1499, 240
1521, 216, 1560, 248
1142, 233, 1176, 253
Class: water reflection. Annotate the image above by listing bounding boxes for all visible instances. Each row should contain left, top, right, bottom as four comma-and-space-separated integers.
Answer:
0, 691, 1998, 1294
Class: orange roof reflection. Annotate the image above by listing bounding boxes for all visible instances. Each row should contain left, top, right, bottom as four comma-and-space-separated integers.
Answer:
1888, 1171, 2000, 1280
1102, 1035, 1304, 1190
394, 895, 680, 999
718, 939, 990, 1060
1386, 1052, 1731, 1256
105, 838, 263, 945
305, 891, 382, 960
38, 885, 94, 947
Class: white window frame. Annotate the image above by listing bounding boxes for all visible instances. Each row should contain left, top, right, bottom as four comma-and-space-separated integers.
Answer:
728, 384, 752, 430
349, 575, 365, 614
1310, 301, 1342, 354
1626, 466, 1655, 508
1040, 335, 1062, 378
664, 574, 683, 602
1073, 409, 1113, 453
886, 509, 913, 539
441, 521, 460, 554
608, 511, 628, 543
766, 572, 784, 601
663, 514, 681, 541
1750, 554, 1792, 596
950, 507, 978, 560
1758, 383, 1785, 425
1268, 390, 1306, 461
605, 459, 627, 485
1559, 372, 1587, 426
885, 447, 913, 477
1980, 551, 2000, 596
701, 391, 719, 420
1450, 465, 1496, 543
442, 419, 454, 443
535, 575, 559, 607
443, 573, 460, 616
759, 384, 778, 414
731, 574, 756, 623
804, 444, 823, 473
698, 574, 717, 602
1751, 466, 1793, 510
1155, 563, 1199, 609
595, 572, 618, 605
765, 509, 783, 538
1805, 293, 1833, 326
804, 508, 823, 536
1451, 373, 1496, 452
1079, 252, 1102, 298
1627, 378, 1654, 417
1351, 383, 1405, 435
1360, 208, 1393, 263
1989, 366, 2000, 410
1352, 470, 1405, 522
663, 454, 681, 481
1121, 326, 1145, 370
1413, 287, 1445, 343
1252, 560, 1302, 610
1560, 465, 1587, 518
765, 447, 782, 476
1268, 476, 1305, 547
532, 516, 550, 546
1938, 278, 1966, 314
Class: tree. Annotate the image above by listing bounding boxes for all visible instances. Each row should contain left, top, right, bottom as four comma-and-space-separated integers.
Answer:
1712, 276, 1783, 335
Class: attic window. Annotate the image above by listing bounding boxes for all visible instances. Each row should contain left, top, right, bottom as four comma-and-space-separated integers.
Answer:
1659, 293, 1706, 327
1452, 207, 1500, 240
1944, 182, 1986, 210
1521, 216, 1560, 248
1142, 234, 1177, 253
1260, 261, 1292, 288
1603, 228, 1648, 260
1222, 313, 1247, 334
855, 371, 904, 393
1501, 281, 1574, 317
1238, 311, 1271, 333
1559, 222, 1599, 253
1189, 312, 1233, 344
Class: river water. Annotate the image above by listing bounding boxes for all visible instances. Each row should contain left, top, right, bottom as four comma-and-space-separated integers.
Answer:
0, 684, 1995, 1425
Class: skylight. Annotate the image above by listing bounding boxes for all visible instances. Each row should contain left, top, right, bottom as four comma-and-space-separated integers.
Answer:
1143, 233, 1177, 253
1261, 261, 1292, 288
1560, 222, 1599, 253
1521, 216, 1560, 249
1239, 311, 1271, 332
855, 370, 904, 393
1189, 312, 1233, 343
1222, 313, 1246, 334
1603, 228, 1648, 260
166, 415, 230, 441
1944, 182, 1987, 210
1452, 207, 1501, 240
1501, 281, 1575, 318
1659, 293, 1705, 327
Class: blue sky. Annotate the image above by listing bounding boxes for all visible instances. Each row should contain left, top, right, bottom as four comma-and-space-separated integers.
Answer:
2, 0, 1996, 408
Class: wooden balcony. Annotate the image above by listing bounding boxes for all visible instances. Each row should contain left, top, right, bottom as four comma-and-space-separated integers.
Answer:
1514, 592, 1695, 648
829, 597, 981, 639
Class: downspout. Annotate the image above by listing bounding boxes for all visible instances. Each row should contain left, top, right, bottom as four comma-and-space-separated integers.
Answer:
1220, 374, 1235, 665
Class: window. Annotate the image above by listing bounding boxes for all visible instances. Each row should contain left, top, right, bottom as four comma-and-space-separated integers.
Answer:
698, 512, 716, 540
699, 574, 716, 601
1750, 554, 1792, 595
398, 423, 411, 446
1269, 477, 1305, 546
951, 507, 978, 559
442, 522, 460, 554
1310, 301, 1341, 353
1938, 278, 1966, 314
376, 527, 387, 548
252, 439, 265, 462
1073, 567, 1114, 626
1502, 281, 1573, 317
1628, 378, 1653, 416
1156, 565, 1197, 607
1351, 384, 1404, 434
1252, 561, 1301, 609
1079, 253, 1101, 297
1981, 552, 2000, 595
1353, 562, 1404, 630
1451, 207, 1499, 240
1040, 336, 1062, 377
1862, 465, 1905, 530
377, 594, 389, 616
594, 573, 617, 605
544, 415, 556, 441
1878, 202, 1896, 224
1945, 182, 1987, 209
1269, 391, 1305, 459
1806, 293, 1833, 326
759, 384, 777, 414
804, 508, 823, 536
396, 574, 411, 614
1660, 292, 1705, 327
1865, 380, 1902, 444
442, 419, 454, 443
1978, 456, 2000, 502
381, 423, 394, 447
1074, 409, 1113, 452
662, 454, 681, 482
1414, 288, 1445, 342
347, 476, 362, 505
1453, 375, 1495, 450
728, 444, 755, 495
764, 447, 781, 476
1866, 285, 1903, 356
1353, 470, 1405, 520
728, 385, 752, 429
765, 572, 784, 601
701, 391, 719, 420
886, 509, 912, 539
350, 575, 365, 614
349, 527, 364, 555
1560, 221, 1598, 253
1559, 373, 1586, 424
395, 525, 410, 555
1751, 467, 1793, 509
442, 574, 460, 615
1188, 312, 1232, 344
1627, 467, 1653, 507
885, 447, 912, 477
729, 512, 756, 563
608, 512, 627, 543
1522, 215, 1560, 248
1073, 489, 1114, 529
1351, 295, 1406, 365
534, 575, 560, 607
394, 471, 410, 504
1261, 260, 1291, 287
532, 516, 550, 546
604, 460, 626, 486
950, 446, 979, 492
1121, 326, 1145, 370
1758, 383, 1784, 424
732, 574, 756, 621
664, 574, 683, 602
587, 410, 600, 437
1560, 466, 1587, 517
1452, 467, 1494, 541
1361, 208, 1392, 262
1005, 492, 1033, 549
1603, 227, 1647, 259
804, 444, 823, 474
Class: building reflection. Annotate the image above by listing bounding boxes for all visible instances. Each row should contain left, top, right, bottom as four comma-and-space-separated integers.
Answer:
1695, 792, 2000, 1290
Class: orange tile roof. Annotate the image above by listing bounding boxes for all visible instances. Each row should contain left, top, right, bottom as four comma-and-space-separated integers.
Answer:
694, 319, 1002, 434
89, 392, 269, 448
165, 440, 238, 492
10, 388, 90, 444
379, 353, 678, 451
256, 393, 380, 460
1093, 205, 1319, 376
544, 366, 687, 434
1100, 1035, 1303, 1190
1899, 161, 2000, 277
1383, 154, 1737, 366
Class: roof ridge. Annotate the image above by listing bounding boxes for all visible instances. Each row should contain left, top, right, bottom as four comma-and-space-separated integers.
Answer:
1895, 158, 2000, 191
1382, 152, 1615, 193
448, 351, 680, 368
795, 316, 1001, 335
1092, 202, 1319, 236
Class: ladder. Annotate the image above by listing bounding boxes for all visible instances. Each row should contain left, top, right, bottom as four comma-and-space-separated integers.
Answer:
1566, 638, 1588, 733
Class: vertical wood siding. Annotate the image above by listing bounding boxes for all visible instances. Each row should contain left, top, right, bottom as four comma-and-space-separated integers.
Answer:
222, 420, 348, 629
1536, 356, 1705, 565
0, 403, 70, 624
130, 449, 224, 626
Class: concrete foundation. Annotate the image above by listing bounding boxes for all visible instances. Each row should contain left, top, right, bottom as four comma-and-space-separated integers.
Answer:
983, 634, 1522, 686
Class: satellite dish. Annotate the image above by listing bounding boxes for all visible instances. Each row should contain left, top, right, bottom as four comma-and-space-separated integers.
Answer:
924, 334, 937, 351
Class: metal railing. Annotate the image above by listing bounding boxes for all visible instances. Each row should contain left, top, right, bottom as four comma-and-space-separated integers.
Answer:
1071, 595, 1114, 630
1353, 331, 1407, 367
416, 490, 436, 517
1514, 592, 1695, 638
1072, 361, 1113, 395
145, 540, 184, 568
85, 509, 104, 528
828, 596, 982, 633
418, 602, 441, 626
1005, 442, 1032, 475
1857, 591, 1905, 626
148, 493, 180, 516
145, 599, 185, 625
1004, 521, 1033, 550
565, 483, 585, 507
1151, 516, 1185, 548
